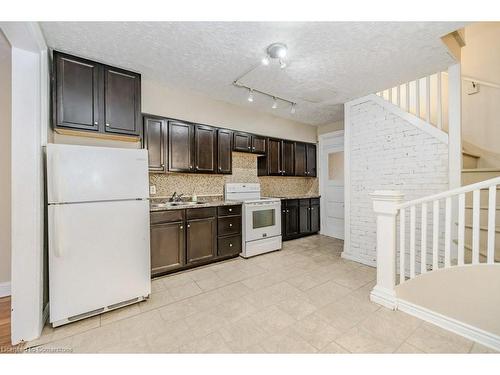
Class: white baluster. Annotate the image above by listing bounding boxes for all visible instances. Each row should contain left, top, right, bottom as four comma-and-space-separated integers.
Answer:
400, 207, 406, 284
410, 205, 416, 278
426, 76, 431, 124
415, 79, 420, 118
437, 72, 443, 130
487, 185, 497, 264
406, 82, 410, 111
397, 85, 401, 107
421, 203, 427, 274
458, 193, 465, 265
445, 197, 451, 267
472, 190, 480, 264
432, 200, 439, 270
388, 87, 393, 104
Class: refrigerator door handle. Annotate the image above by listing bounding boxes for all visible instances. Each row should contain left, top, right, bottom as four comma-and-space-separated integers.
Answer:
53, 208, 64, 258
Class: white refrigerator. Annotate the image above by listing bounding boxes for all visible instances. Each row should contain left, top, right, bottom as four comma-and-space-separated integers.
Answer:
47, 144, 151, 327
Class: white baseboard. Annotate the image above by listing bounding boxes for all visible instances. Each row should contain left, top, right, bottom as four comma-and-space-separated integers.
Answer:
397, 298, 500, 352
341, 251, 376, 267
0, 281, 11, 297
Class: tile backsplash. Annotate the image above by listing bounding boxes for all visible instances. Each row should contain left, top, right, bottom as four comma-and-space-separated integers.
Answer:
149, 152, 318, 198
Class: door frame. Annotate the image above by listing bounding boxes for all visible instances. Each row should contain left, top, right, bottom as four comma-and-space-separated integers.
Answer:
0, 22, 49, 344
318, 130, 344, 239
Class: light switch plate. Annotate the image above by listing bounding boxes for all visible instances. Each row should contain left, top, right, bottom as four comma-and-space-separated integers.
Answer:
149, 185, 157, 195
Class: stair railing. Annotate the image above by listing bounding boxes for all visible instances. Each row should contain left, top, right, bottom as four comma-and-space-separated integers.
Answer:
370, 176, 500, 308
376, 71, 447, 132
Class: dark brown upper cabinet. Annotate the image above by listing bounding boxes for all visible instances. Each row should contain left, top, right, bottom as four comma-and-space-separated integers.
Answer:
144, 116, 167, 173
306, 143, 317, 177
168, 121, 194, 172
52, 51, 141, 137
217, 129, 233, 174
259, 138, 302, 176
267, 138, 282, 175
281, 140, 295, 176
54, 52, 100, 131
252, 135, 266, 154
103, 66, 141, 135
294, 142, 307, 176
194, 124, 216, 173
233, 132, 266, 154
233, 132, 252, 152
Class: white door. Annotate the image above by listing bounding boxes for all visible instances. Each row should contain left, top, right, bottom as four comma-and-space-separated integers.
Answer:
48, 199, 151, 323
319, 131, 344, 239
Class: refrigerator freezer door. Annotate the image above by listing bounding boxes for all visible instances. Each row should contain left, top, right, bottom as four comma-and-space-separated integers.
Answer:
47, 143, 149, 204
48, 200, 151, 323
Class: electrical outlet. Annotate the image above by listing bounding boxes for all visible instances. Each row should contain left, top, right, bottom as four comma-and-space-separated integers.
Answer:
149, 185, 157, 195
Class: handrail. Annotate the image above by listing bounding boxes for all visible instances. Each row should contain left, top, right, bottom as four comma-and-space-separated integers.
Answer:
398, 176, 500, 209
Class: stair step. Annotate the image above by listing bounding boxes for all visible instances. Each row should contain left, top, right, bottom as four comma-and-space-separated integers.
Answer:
452, 239, 500, 262
462, 168, 500, 173
465, 205, 500, 210
462, 150, 480, 159
454, 222, 500, 233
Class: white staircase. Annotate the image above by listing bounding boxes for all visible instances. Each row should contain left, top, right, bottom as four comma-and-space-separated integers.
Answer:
376, 70, 500, 265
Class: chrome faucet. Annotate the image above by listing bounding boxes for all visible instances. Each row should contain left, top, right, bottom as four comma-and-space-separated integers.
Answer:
170, 192, 184, 203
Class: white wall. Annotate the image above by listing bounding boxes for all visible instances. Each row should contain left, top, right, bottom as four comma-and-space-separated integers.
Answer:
344, 96, 449, 266
317, 120, 343, 137
142, 79, 317, 143
461, 22, 500, 155
397, 264, 500, 337
0, 30, 11, 293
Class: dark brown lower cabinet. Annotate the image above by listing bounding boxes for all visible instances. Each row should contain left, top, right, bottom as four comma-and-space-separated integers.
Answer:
282, 198, 320, 241
150, 204, 242, 277
150, 222, 185, 276
186, 217, 217, 264
299, 202, 311, 235
310, 203, 320, 233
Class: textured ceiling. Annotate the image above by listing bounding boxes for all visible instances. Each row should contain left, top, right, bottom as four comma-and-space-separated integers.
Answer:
39, 22, 466, 126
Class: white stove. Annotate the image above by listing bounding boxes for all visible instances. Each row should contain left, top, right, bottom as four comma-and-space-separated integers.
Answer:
225, 183, 282, 258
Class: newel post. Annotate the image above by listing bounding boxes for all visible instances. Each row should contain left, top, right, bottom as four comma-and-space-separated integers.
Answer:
369, 190, 404, 309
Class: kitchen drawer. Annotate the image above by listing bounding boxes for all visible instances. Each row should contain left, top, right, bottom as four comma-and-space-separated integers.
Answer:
186, 207, 217, 220
217, 205, 241, 217
218, 235, 242, 257
299, 198, 310, 206
284, 199, 299, 207
311, 198, 320, 205
218, 216, 241, 236
150, 209, 185, 225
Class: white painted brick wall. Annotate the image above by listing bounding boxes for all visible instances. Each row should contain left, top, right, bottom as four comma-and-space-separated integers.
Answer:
346, 99, 449, 266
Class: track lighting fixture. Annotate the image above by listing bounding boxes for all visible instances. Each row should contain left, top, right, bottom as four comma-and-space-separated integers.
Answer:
247, 89, 254, 102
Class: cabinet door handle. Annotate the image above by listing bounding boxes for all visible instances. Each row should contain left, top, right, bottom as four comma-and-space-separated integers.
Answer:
106, 123, 110, 127
228, 208, 232, 212
187, 224, 191, 228
286, 210, 289, 213
179, 225, 183, 229
252, 146, 255, 151
94, 121, 98, 125
219, 167, 222, 171
308, 207, 311, 210
229, 223, 233, 227
247, 146, 251, 150
229, 243, 233, 247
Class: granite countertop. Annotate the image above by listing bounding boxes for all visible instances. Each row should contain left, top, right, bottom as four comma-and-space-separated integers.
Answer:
150, 200, 243, 212
268, 194, 321, 200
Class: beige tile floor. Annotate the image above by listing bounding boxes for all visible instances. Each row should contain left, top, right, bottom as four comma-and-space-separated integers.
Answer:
26, 235, 497, 353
